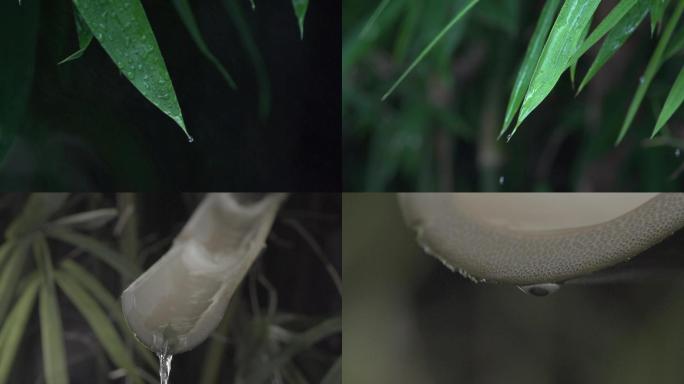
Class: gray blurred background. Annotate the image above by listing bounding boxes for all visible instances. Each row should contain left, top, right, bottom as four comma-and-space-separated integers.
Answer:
343, 193, 684, 384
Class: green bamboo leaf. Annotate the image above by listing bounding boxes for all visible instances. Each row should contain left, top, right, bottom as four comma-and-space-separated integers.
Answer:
321, 357, 341, 384
291, 0, 309, 39
617, 0, 684, 144
0, 242, 28, 324
651, 0, 670, 35
567, 0, 638, 72
360, 0, 392, 38
6, 193, 69, 240
0, 0, 40, 163
381, 0, 480, 101
34, 236, 69, 384
0, 242, 13, 271
665, 25, 684, 59
71, 0, 191, 141
515, 0, 601, 130
499, 0, 560, 139
170, 0, 238, 89
0, 275, 40, 384
245, 317, 341, 383
222, 0, 271, 119
45, 226, 139, 279
570, 15, 592, 89
653, 67, 684, 136
58, 11, 93, 65
55, 271, 143, 384
59, 259, 157, 370
577, 1, 649, 95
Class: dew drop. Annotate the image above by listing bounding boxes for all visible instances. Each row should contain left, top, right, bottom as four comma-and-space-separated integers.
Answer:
639, 76, 645, 85
187, 135, 194, 143
517, 283, 561, 297
506, 133, 513, 143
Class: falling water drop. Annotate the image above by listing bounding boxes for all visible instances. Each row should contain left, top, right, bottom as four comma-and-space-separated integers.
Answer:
498, 176, 505, 186
158, 351, 173, 384
675, 148, 681, 158
516, 283, 561, 297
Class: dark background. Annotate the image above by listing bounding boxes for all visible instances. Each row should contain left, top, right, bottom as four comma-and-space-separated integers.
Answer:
0, 0, 340, 191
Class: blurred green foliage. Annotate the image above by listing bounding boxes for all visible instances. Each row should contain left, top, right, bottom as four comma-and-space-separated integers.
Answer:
343, 0, 684, 191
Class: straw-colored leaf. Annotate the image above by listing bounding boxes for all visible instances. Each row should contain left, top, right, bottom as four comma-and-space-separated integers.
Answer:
0, 275, 40, 384
34, 236, 69, 384
59, 260, 156, 370
45, 226, 139, 279
6, 193, 69, 239
653, 67, 684, 136
53, 208, 118, 230
0, 242, 27, 323
245, 317, 341, 383
55, 271, 143, 384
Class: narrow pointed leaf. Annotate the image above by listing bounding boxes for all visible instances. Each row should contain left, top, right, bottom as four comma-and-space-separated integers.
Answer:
653, 67, 684, 136
55, 271, 143, 384
617, 0, 684, 144
360, 0, 392, 38
71, 0, 190, 139
321, 357, 341, 384
665, 25, 684, 59
59, 259, 157, 370
0, 242, 27, 324
291, 0, 309, 39
567, 0, 638, 70
45, 226, 139, 279
0, 242, 13, 271
515, 0, 601, 130
170, 0, 237, 89
570, 14, 593, 89
53, 208, 118, 230
6, 193, 69, 239
500, 0, 560, 138
382, 0, 480, 101
578, 1, 649, 94
58, 11, 93, 65
0, 276, 40, 384
651, 0, 670, 35
35, 236, 69, 384
245, 317, 341, 383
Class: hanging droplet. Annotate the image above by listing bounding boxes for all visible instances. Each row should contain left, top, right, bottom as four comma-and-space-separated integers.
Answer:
516, 283, 561, 297
187, 135, 194, 143
506, 133, 513, 143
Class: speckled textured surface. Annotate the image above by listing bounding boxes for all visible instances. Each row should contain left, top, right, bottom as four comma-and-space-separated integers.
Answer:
398, 193, 684, 284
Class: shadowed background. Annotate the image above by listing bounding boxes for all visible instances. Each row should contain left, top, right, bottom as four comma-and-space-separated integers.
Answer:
343, 193, 684, 384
